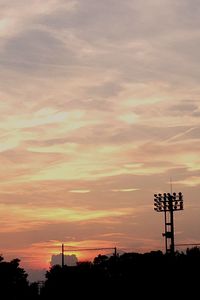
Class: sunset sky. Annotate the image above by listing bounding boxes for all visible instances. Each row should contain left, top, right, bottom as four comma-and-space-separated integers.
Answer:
0, 0, 200, 272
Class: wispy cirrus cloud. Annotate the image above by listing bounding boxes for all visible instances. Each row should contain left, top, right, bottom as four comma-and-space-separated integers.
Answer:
0, 0, 200, 270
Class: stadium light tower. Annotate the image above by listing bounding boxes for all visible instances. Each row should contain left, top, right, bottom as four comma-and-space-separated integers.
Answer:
154, 192, 183, 254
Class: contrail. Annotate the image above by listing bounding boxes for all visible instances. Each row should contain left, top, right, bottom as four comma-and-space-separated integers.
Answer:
164, 127, 197, 143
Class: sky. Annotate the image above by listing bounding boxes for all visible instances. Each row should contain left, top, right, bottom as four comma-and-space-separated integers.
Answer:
0, 0, 200, 273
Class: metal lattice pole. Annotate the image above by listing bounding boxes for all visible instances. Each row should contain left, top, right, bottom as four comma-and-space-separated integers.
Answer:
154, 192, 184, 254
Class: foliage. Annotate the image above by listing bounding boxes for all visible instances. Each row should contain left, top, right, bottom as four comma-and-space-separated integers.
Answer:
0, 256, 29, 300
1, 247, 200, 299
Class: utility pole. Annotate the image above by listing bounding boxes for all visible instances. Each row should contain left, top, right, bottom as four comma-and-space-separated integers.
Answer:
62, 243, 64, 267
114, 247, 117, 258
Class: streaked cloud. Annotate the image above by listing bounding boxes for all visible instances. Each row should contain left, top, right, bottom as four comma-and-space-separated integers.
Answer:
69, 189, 91, 193
112, 188, 139, 193
0, 203, 134, 233
0, 0, 200, 270
175, 176, 200, 187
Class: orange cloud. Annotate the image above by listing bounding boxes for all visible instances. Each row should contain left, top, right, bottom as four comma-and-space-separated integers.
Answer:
1, 0, 200, 272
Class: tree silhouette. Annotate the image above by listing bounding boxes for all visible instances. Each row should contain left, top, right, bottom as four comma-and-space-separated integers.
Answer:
33, 248, 200, 298
0, 256, 29, 300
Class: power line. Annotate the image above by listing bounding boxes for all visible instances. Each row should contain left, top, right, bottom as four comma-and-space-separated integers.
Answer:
175, 243, 200, 246
61, 245, 118, 267
63, 247, 116, 252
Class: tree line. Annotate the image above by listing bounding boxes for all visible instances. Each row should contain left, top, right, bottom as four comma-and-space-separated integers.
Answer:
1, 247, 200, 299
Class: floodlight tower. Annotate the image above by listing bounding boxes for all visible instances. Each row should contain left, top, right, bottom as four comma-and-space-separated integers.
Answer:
154, 192, 183, 254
